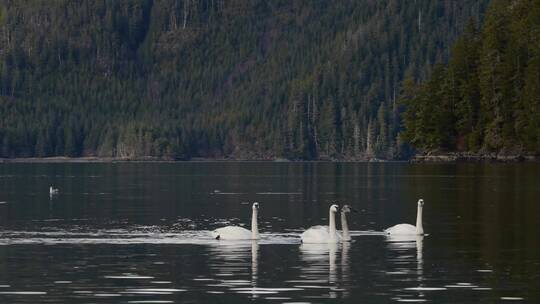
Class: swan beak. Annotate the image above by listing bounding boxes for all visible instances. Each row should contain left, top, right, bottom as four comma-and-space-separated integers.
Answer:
351, 208, 359, 213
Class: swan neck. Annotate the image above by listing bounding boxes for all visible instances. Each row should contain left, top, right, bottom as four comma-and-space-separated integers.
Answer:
251, 208, 259, 239
341, 212, 350, 240
416, 205, 424, 235
329, 210, 337, 240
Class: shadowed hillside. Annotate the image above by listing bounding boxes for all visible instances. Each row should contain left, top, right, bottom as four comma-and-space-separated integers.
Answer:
0, 0, 488, 160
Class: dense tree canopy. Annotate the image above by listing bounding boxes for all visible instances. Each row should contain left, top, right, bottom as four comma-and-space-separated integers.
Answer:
400, 0, 540, 155
0, 0, 488, 160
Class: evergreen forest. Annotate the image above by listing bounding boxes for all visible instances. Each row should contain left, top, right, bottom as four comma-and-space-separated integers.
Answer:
400, 0, 540, 156
0, 0, 490, 160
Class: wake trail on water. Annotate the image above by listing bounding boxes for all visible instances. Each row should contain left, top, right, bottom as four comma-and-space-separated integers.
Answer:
0, 228, 385, 245
0, 229, 300, 245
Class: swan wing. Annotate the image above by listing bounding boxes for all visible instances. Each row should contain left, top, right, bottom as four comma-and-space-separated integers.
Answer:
301, 225, 328, 243
212, 226, 253, 240
301, 226, 341, 243
385, 223, 417, 235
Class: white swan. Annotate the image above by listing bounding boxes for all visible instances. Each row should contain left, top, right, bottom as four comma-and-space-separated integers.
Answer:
301, 204, 341, 243
385, 199, 424, 235
49, 186, 59, 195
340, 205, 354, 241
211, 202, 260, 240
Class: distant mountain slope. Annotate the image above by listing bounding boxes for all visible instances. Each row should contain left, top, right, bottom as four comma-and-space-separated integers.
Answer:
400, 0, 540, 156
0, 0, 488, 159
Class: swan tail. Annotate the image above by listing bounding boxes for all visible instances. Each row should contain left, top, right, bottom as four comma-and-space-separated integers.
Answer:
210, 230, 220, 240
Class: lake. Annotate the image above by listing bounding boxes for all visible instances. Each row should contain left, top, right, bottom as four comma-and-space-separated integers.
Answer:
0, 162, 539, 303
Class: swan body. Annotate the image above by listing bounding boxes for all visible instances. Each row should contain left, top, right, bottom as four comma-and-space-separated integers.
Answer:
212, 226, 252, 240
212, 202, 260, 240
49, 186, 59, 195
385, 199, 424, 235
301, 225, 340, 243
301, 204, 341, 243
385, 223, 417, 235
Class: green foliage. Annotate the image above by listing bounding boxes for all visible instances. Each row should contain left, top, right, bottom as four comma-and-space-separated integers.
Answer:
0, 0, 487, 159
400, 0, 540, 155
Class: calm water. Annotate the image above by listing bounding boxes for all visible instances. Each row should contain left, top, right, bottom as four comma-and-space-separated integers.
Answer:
0, 162, 539, 303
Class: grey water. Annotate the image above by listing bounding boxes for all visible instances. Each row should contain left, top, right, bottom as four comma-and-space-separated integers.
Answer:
0, 162, 539, 303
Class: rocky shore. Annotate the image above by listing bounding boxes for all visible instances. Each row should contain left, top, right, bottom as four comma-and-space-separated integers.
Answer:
1, 153, 539, 163
411, 152, 540, 163
0, 156, 172, 163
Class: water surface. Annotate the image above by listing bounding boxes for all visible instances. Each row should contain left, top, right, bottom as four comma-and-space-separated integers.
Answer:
0, 162, 539, 303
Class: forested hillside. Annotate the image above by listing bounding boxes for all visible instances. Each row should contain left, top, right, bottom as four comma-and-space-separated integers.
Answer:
400, 0, 540, 156
0, 0, 488, 160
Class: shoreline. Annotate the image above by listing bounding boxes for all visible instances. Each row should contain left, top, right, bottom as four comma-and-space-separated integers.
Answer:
0, 156, 392, 163
1, 154, 539, 163
410, 152, 540, 163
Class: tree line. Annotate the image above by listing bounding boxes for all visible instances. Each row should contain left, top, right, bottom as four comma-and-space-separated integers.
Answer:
400, 0, 540, 155
0, 0, 488, 160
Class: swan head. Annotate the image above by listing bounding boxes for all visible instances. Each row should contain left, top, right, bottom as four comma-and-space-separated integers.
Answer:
330, 204, 339, 213
341, 205, 351, 213
252, 202, 259, 210
417, 199, 424, 207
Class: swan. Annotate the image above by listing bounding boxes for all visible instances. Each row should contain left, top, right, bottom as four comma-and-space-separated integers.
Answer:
301, 204, 341, 243
340, 205, 354, 241
49, 186, 59, 195
385, 199, 424, 235
211, 202, 260, 240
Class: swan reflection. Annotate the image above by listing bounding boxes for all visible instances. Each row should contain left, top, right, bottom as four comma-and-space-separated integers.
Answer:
386, 234, 424, 267
341, 241, 351, 298
386, 235, 425, 298
299, 242, 350, 299
206, 240, 259, 297
251, 240, 259, 292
